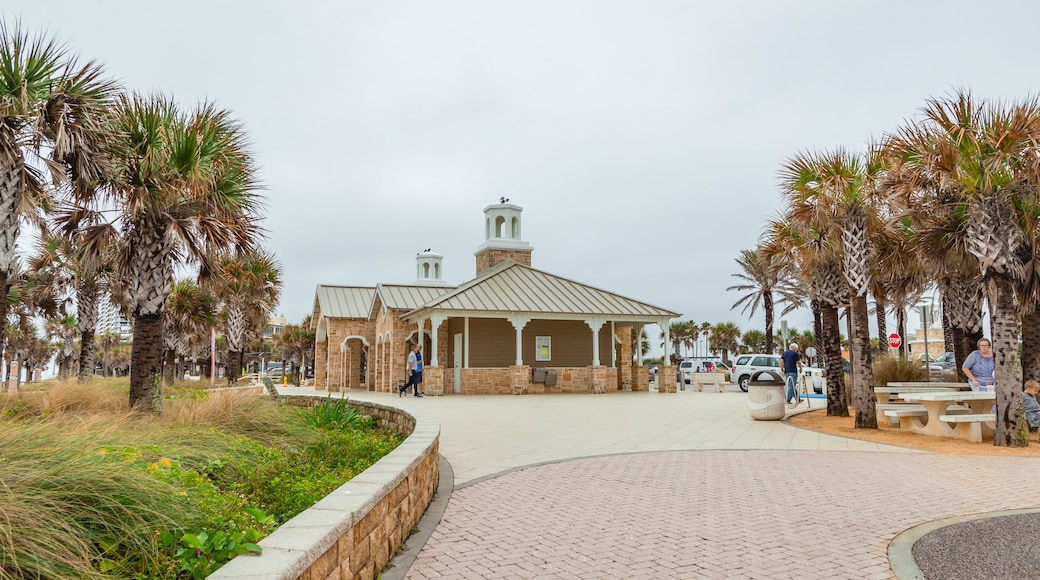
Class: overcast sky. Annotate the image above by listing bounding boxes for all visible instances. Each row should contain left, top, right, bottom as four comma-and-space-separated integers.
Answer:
11, 1, 1033, 354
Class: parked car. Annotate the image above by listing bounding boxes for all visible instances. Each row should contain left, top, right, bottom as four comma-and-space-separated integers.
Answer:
929, 352, 957, 372
730, 354, 782, 392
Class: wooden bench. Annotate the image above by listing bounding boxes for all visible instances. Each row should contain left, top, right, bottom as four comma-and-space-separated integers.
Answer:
938, 413, 997, 443
691, 373, 726, 393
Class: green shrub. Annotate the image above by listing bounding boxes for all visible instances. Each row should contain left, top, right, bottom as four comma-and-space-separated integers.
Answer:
304, 395, 363, 430
871, 354, 929, 386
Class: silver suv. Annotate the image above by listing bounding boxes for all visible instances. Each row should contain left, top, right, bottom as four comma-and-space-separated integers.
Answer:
730, 353, 782, 392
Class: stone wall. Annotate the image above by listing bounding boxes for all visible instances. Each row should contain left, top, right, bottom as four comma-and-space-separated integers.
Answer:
211, 396, 439, 580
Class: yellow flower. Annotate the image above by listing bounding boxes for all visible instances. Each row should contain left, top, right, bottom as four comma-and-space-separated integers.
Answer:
159, 457, 173, 467
177, 491, 187, 497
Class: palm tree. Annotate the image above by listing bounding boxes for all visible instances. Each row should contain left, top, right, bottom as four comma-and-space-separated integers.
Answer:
96, 331, 120, 378
209, 250, 281, 386
708, 322, 741, 364
0, 23, 116, 364
886, 91, 1038, 446
780, 146, 886, 428
44, 314, 78, 381
99, 94, 261, 410
740, 329, 767, 353
163, 279, 216, 386
728, 248, 802, 354
762, 216, 849, 417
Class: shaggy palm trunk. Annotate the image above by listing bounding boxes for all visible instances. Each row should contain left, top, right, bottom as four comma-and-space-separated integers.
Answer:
0, 147, 23, 368
77, 279, 100, 383
1021, 307, 1040, 387
129, 313, 163, 413
895, 307, 908, 360
764, 292, 774, 354
985, 276, 1027, 447
875, 298, 888, 358
941, 300, 955, 353
850, 294, 877, 428
821, 304, 848, 416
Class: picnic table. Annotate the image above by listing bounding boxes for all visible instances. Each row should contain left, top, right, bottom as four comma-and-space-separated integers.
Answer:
898, 391, 996, 441
874, 385, 959, 404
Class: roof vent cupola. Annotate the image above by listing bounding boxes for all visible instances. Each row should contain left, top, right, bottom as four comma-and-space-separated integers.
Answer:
475, 201, 533, 275
415, 249, 447, 285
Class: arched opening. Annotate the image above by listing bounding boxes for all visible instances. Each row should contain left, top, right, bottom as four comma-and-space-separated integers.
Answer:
423, 262, 430, 278
434, 263, 440, 278
495, 216, 506, 238
485, 218, 491, 240
511, 216, 519, 239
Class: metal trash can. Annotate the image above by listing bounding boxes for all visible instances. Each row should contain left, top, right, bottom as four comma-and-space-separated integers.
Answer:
532, 367, 547, 383
747, 370, 785, 420
545, 370, 558, 387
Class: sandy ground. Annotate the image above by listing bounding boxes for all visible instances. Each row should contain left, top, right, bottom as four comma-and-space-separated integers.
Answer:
788, 409, 1040, 456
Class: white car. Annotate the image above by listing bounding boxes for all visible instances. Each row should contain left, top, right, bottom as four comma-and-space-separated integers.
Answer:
731, 353, 824, 393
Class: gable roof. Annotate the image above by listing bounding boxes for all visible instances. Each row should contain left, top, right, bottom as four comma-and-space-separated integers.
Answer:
376, 284, 458, 312
402, 260, 679, 321
313, 285, 376, 320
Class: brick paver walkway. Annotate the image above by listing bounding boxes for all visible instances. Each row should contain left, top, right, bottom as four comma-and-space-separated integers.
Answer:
282, 386, 1040, 579
405, 451, 1037, 579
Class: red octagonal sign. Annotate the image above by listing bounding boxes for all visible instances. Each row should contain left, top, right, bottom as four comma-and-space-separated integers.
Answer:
887, 333, 902, 348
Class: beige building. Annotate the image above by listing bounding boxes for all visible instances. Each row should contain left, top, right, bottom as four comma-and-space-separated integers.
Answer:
311, 202, 679, 395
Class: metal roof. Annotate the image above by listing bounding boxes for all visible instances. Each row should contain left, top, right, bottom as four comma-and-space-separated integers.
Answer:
404, 261, 680, 320
377, 284, 456, 311
314, 285, 376, 319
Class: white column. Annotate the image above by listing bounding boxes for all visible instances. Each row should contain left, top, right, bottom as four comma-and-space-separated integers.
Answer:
585, 317, 606, 366
611, 321, 616, 367
509, 315, 532, 366
429, 314, 446, 366
661, 319, 670, 364
464, 317, 470, 369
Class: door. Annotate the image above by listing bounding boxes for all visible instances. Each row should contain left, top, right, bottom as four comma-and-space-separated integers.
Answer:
453, 333, 463, 394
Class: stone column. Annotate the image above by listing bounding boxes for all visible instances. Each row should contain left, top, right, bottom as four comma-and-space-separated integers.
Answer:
511, 365, 531, 394
315, 340, 328, 390
658, 365, 676, 393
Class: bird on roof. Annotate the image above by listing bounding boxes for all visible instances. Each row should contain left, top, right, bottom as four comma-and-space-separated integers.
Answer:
424, 247, 431, 252
500, 196, 510, 203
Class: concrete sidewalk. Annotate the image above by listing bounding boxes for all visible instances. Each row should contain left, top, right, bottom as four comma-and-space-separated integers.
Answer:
279, 386, 1040, 579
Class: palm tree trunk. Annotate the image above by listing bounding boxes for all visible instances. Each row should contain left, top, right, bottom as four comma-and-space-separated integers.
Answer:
985, 276, 1027, 447
79, 328, 96, 383
896, 307, 908, 360
1021, 307, 1040, 388
875, 298, 888, 358
227, 350, 242, 387
129, 313, 163, 413
941, 299, 955, 353
820, 304, 848, 416
764, 291, 774, 354
850, 294, 877, 429
163, 348, 176, 387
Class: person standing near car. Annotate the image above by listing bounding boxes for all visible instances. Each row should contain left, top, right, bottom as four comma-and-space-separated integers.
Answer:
781, 343, 803, 404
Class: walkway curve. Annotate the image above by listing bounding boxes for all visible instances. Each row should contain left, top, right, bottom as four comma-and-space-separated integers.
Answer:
404, 450, 1039, 579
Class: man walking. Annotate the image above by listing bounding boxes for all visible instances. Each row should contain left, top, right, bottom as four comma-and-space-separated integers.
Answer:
781, 342, 802, 404
399, 343, 425, 397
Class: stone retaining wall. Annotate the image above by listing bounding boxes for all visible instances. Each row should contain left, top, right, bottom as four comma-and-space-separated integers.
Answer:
211, 395, 440, 580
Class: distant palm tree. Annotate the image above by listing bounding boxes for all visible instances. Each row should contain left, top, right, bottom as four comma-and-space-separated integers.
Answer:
163, 279, 215, 386
728, 247, 802, 354
210, 250, 282, 386
708, 322, 741, 364
740, 329, 767, 353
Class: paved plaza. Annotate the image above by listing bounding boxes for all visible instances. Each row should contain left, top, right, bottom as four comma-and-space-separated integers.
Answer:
281, 385, 1040, 579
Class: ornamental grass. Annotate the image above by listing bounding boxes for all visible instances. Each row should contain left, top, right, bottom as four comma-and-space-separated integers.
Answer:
0, 379, 401, 578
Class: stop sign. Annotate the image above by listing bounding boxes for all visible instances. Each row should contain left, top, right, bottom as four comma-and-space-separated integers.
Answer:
887, 333, 902, 348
